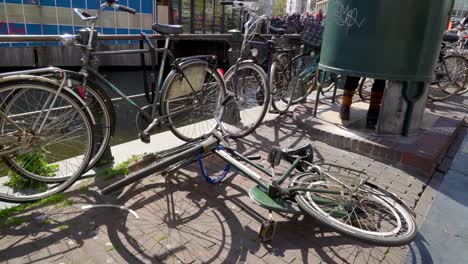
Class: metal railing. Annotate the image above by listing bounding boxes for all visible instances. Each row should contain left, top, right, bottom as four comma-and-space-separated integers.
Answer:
0, 33, 301, 43
0, 34, 235, 43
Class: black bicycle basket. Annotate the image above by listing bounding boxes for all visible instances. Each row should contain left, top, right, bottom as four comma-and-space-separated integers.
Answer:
301, 19, 324, 49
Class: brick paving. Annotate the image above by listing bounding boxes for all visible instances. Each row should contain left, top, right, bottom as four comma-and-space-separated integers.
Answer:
0, 101, 465, 263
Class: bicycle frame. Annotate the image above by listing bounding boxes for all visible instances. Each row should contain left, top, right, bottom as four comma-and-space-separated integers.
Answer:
102, 130, 345, 200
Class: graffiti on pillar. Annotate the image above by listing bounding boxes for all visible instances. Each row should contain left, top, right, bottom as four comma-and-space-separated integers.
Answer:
335, 0, 366, 32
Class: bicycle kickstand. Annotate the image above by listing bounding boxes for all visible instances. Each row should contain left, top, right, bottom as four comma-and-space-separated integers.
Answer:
259, 211, 277, 242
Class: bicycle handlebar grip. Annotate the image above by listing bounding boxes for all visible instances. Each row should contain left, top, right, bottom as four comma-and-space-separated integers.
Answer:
81, 10, 92, 18
220, 1, 235, 5
118, 5, 136, 15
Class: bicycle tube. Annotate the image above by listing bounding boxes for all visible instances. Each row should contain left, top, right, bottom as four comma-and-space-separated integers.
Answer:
88, 68, 151, 121
101, 136, 218, 194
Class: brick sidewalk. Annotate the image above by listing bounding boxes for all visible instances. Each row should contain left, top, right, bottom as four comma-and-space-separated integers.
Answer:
0, 114, 457, 264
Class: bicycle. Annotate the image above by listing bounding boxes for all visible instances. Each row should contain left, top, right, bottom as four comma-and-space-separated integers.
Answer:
428, 42, 468, 101
269, 19, 344, 112
220, 0, 271, 138
0, 72, 94, 202
358, 43, 468, 102
0, 0, 226, 173
100, 127, 418, 247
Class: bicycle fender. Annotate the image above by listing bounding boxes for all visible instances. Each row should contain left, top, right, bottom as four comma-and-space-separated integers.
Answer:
0, 74, 96, 125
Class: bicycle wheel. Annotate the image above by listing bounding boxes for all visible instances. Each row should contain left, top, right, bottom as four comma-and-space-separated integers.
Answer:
58, 73, 113, 170
270, 53, 294, 113
0, 81, 93, 203
358, 77, 373, 102
161, 60, 226, 142
289, 54, 317, 105
429, 55, 467, 101
291, 169, 417, 247
443, 55, 468, 96
222, 61, 269, 138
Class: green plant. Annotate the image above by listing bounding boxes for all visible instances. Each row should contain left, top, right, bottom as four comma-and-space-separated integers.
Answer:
0, 216, 28, 228
156, 234, 169, 243
99, 154, 142, 180
273, 0, 287, 17
105, 246, 116, 252
57, 224, 69, 231
54, 199, 73, 209
4, 151, 59, 190
0, 193, 66, 220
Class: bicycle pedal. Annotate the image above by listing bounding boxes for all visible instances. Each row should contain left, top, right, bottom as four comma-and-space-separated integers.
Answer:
259, 220, 277, 242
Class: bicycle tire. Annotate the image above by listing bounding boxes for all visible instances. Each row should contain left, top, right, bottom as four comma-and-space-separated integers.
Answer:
0, 81, 94, 203
270, 53, 294, 114
429, 55, 467, 101
222, 61, 270, 138
291, 172, 417, 247
65, 73, 114, 171
289, 54, 317, 105
3, 72, 114, 173
358, 77, 372, 102
161, 60, 226, 142
443, 55, 468, 96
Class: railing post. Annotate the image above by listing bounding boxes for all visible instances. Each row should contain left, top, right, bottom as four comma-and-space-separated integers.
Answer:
168, 0, 173, 24
202, 0, 206, 34
221, 3, 226, 33
178, 0, 183, 26
227, 29, 242, 66
212, 0, 216, 33
190, 0, 195, 33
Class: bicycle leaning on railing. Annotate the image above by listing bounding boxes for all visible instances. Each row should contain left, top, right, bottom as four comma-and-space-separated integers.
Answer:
0, 0, 226, 202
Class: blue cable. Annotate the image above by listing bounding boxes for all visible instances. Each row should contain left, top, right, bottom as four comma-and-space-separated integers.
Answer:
197, 146, 232, 184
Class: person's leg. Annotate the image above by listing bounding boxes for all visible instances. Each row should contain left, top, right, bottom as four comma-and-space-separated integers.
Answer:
340, 76, 360, 120
366, 79, 386, 129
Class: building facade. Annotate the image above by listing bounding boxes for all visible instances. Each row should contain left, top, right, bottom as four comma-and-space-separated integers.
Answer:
453, 0, 468, 18
0, 0, 159, 46
315, 0, 328, 14
286, 0, 317, 14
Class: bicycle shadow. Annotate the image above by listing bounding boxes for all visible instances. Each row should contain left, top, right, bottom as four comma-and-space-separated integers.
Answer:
99, 170, 250, 264
177, 151, 392, 264
0, 170, 249, 264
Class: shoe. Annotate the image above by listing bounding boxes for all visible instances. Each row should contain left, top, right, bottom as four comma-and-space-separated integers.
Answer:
340, 106, 350, 121
366, 119, 377, 130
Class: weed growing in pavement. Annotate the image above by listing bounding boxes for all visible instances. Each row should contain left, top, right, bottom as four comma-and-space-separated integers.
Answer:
99, 154, 143, 180
0, 216, 28, 228
0, 193, 66, 218
156, 234, 169, 243
57, 224, 69, 231
4, 151, 59, 190
54, 199, 74, 209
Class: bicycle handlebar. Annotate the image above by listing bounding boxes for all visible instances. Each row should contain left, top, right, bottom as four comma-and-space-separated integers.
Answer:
73, 8, 94, 21
117, 4, 136, 14
74, 1, 135, 23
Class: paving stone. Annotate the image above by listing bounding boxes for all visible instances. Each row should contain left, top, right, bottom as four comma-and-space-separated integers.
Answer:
2, 111, 458, 264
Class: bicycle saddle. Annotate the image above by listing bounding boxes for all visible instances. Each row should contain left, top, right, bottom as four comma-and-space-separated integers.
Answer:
443, 32, 459, 43
281, 144, 314, 163
270, 26, 286, 35
152, 23, 184, 35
